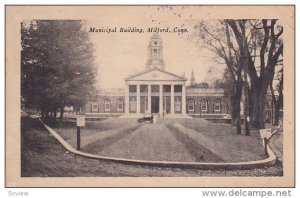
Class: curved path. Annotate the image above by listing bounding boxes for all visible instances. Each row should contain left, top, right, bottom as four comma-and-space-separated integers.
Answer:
38, 117, 277, 170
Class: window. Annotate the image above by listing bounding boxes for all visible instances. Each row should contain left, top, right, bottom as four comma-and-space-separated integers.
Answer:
163, 85, 171, 92
104, 99, 111, 111
174, 85, 182, 92
214, 100, 221, 112
129, 85, 137, 93
201, 100, 208, 112
151, 85, 159, 92
140, 85, 148, 92
188, 100, 194, 111
92, 103, 98, 111
144, 97, 148, 111
117, 99, 123, 111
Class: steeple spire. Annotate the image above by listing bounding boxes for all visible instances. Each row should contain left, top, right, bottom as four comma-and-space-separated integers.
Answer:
146, 34, 165, 70
190, 69, 195, 86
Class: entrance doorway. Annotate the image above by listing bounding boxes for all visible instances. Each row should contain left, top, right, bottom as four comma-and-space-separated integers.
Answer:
151, 96, 159, 113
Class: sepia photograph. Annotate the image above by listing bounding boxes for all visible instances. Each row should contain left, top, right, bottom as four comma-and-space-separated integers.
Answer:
5, 5, 295, 187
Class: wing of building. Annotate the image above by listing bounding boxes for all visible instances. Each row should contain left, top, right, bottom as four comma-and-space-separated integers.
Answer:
83, 34, 229, 119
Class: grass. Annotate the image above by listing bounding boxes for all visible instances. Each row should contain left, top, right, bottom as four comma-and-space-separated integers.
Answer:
21, 116, 283, 177
82, 124, 141, 154
167, 124, 224, 162
49, 118, 139, 148
168, 122, 265, 162
48, 117, 268, 163
163, 118, 268, 161
95, 123, 197, 162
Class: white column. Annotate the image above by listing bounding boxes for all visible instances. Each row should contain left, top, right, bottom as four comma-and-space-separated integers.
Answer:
147, 84, 151, 113
170, 84, 174, 114
125, 82, 129, 114
159, 84, 163, 117
136, 84, 140, 114
182, 83, 186, 115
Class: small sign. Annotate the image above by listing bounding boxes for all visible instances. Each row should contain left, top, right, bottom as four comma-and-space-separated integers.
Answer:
76, 115, 85, 127
260, 128, 272, 139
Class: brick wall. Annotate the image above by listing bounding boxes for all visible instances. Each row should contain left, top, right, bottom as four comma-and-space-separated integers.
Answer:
84, 94, 228, 115
85, 95, 125, 114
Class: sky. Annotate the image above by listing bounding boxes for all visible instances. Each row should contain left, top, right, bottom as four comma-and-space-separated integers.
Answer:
85, 6, 226, 89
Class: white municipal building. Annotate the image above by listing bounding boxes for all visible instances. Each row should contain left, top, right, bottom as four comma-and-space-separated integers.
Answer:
83, 34, 228, 119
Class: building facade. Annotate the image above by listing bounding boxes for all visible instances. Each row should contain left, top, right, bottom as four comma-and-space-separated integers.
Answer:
84, 34, 229, 118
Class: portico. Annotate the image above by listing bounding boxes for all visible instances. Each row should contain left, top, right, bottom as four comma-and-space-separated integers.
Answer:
125, 68, 187, 117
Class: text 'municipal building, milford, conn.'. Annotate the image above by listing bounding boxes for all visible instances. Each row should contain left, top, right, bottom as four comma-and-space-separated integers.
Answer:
84, 34, 228, 118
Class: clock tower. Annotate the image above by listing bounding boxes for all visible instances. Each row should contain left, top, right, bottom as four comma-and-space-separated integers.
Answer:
146, 34, 166, 70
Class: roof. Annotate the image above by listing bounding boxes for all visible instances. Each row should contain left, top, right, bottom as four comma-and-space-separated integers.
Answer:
186, 87, 224, 96
125, 67, 187, 82
96, 88, 125, 96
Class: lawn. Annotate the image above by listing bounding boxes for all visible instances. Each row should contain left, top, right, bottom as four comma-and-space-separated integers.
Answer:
21, 116, 283, 177
49, 118, 140, 148
163, 118, 267, 162
166, 122, 264, 162
94, 123, 220, 162
49, 117, 267, 163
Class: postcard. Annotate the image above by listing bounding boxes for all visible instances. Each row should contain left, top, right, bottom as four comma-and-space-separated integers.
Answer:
5, 5, 295, 187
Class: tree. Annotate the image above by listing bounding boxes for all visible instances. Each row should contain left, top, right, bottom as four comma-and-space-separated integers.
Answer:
21, 20, 96, 121
225, 20, 251, 135
187, 82, 209, 89
212, 68, 235, 116
197, 20, 243, 134
197, 19, 283, 132
226, 19, 283, 129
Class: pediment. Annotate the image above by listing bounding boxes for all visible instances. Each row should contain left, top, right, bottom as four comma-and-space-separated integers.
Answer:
125, 68, 186, 81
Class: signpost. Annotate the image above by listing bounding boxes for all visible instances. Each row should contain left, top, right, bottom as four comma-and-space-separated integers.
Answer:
260, 128, 272, 156
76, 114, 85, 150
260, 128, 272, 139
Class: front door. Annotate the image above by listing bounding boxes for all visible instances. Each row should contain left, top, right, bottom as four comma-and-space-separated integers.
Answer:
151, 96, 159, 113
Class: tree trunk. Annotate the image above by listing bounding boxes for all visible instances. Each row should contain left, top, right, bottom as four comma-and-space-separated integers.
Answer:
274, 103, 280, 125
53, 109, 57, 120
258, 94, 266, 129
230, 95, 237, 126
235, 84, 242, 135
258, 82, 269, 129
45, 110, 49, 119
251, 94, 259, 128
244, 84, 250, 135
248, 89, 253, 122
274, 72, 283, 126
41, 107, 45, 118
250, 81, 262, 129
236, 99, 241, 135
59, 106, 64, 121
